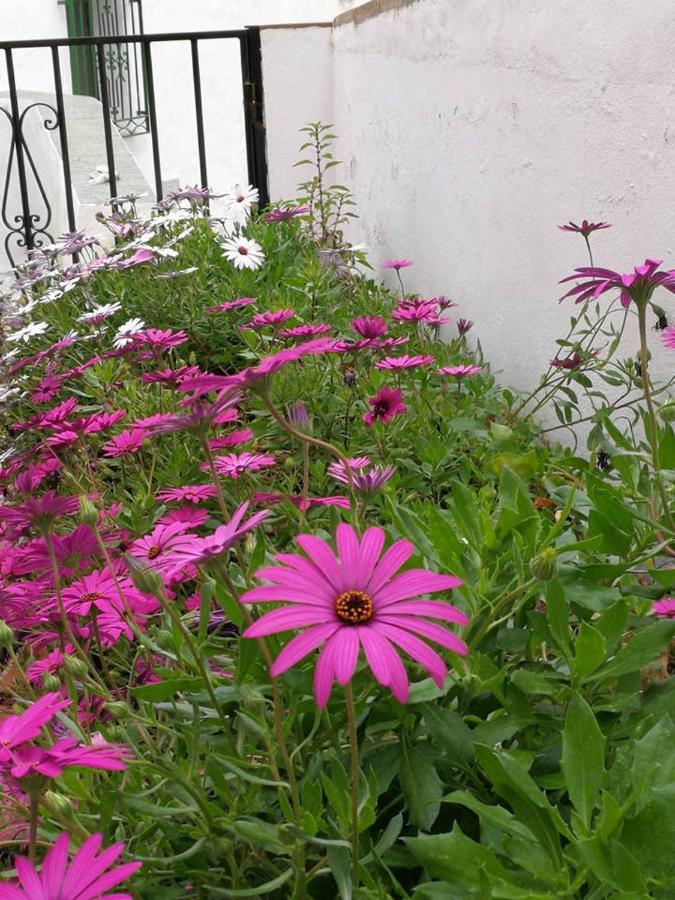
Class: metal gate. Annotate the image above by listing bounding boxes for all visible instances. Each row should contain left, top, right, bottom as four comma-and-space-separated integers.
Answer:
0, 27, 268, 267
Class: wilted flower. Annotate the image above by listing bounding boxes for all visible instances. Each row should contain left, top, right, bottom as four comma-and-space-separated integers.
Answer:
242, 524, 467, 707
558, 220, 611, 236
456, 318, 473, 335
328, 459, 395, 492
265, 205, 309, 223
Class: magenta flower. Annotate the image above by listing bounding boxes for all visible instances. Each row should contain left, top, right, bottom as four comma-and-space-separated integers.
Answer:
437, 365, 482, 378
242, 309, 295, 330
558, 220, 611, 236
163, 502, 269, 575
179, 338, 334, 395
457, 318, 474, 335
560, 259, 675, 308
383, 259, 413, 270
0, 831, 141, 899
207, 452, 276, 480
351, 317, 388, 340
363, 386, 407, 427
0, 492, 80, 535
265, 205, 309, 223
130, 522, 197, 577
651, 597, 675, 618
102, 427, 149, 457
118, 246, 155, 269
7, 737, 130, 780
0, 694, 69, 751
206, 297, 256, 313
140, 365, 201, 387
662, 326, 675, 349
242, 524, 467, 706
61, 568, 124, 615
26, 650, 64, 685
374, 354, 434, 370
130, 328, 188, 351
328, 460, 395, 492
551, 352, 584, 370
252, 493, 350, 511
280, 324, 332, 340
157, 506, 208, 528
140, 390, 241, 437
208, 428, 254, 450
156, 484, 217, 504
392, 301, 449, 325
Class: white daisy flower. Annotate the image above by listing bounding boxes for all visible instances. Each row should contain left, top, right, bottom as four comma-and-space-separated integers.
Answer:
224, 183, 259, 223
77, 301, 122, 324
5, 321, 49, 343
113, 317, 145, 349
0, 385, 20, 403
221, 236, 265, 271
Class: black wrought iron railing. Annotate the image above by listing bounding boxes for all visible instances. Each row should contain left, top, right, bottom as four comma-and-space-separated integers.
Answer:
0, 28, 269, 267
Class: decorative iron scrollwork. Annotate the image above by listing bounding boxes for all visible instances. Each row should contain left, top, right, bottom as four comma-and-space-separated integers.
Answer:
1, 101, 60, 267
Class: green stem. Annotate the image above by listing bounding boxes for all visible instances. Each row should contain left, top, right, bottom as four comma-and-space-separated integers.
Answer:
468, 578, 537, 652
344, 682, 360, 891
28, 792, 39, 864
637, 302, 674, 528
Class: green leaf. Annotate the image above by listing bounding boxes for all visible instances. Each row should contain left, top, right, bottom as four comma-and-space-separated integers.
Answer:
589, 619, 675, 681
130, 675, 204, 701
573, 622, 607, 680
400, 749, 442, 831
327, 845, 352, 900
422, 704, 474, 765
561, 694, 605, 829
444, 790, 536, 842
205, 869, 294, 896
545, 580, 570, 656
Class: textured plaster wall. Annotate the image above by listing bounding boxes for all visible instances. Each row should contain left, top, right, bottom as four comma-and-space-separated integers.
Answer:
331, 0, 674, 410
261, 26, 334, 201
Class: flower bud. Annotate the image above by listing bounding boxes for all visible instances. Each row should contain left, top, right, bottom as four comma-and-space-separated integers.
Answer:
154, 630, 174, 650
78, 495, 99, 526
286, 401, 311, 433
530, 547, 557, 582
63, 656, 88, 679
0, 620, 14, 649
659, 401, 675, 423
125, 555, 164, 597
104, 701, 130, 720
43, 674, 61, 692
45, 790, 73, 818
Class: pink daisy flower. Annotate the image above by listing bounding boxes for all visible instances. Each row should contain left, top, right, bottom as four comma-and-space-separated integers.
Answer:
242, 524, 467, 707
0, 693, 69, 750
383, 259, 413, 270
437, 365, 482, 378
130, 328, 188, 351
392, 301, 449, 325
363, 386, 407, 427
157, 506, 209, 528
140, 365, 201, 387
60, 568, 123, 615
661, 326, 675, 349
328, 460, 395, 492
156, 484, 217, 504
651, 597, 675, 618
0, 492, 80, 535
558, 220, 611, 236
207, 452, 276, 480
206, 297, 256, 313
102, 427, 149, 457
130, 521, 197, 576
279, 324, 332, 340
242, 309, 295, 330
0, 831, 141, 899
265, 205, 309, 223
162, 502, 269, 575
26, 649, 64, 685
456, 318, 473, 335
207, 428, 254, 450
351, 317, 388, 340
374, 354, 434, 370
560, 258, 675, 309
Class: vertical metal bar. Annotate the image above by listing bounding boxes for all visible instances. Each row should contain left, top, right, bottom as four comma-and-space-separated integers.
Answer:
142, 39, 163, 202
4, 48, 33, 252
239, 28, 269, 208
190, 39, 208, 189
51, 46, 77, 241
96, 41, 118, 197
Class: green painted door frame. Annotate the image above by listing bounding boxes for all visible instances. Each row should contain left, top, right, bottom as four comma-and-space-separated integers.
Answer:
64, 0, 99, 98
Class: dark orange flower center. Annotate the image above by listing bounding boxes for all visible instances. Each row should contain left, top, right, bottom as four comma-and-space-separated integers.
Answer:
81, 591, 103, 603
335, 590, 373, 625
147, 546, 161, 560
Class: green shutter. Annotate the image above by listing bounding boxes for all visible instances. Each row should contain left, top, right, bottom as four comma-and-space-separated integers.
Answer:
64, 0, 99, 98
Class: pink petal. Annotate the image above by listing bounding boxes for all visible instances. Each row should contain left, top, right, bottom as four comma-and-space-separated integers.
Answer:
379, 615, 468, 657
240, 584, 331, 607
359, 627, 410, 702
40, 831, 70, 893
75, 862, 142, 900
336, 523, 361, 588
366, 538, 415, 594
15, 856, 44, 897
375, 622, 448, 687
313, 637, 339, 708
296, 534, 342, 591
333, 628, 360, 685
358, 527, 385, 582
244, 606, 334, 638
379, 599, 468, 625
374, 570, 463, 607
270, 623, 340, 676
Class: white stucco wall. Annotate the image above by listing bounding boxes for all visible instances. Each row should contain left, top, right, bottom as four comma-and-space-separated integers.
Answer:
261, 26, 335, 201
0, 2, 69, 95
331, 0, 674, 406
